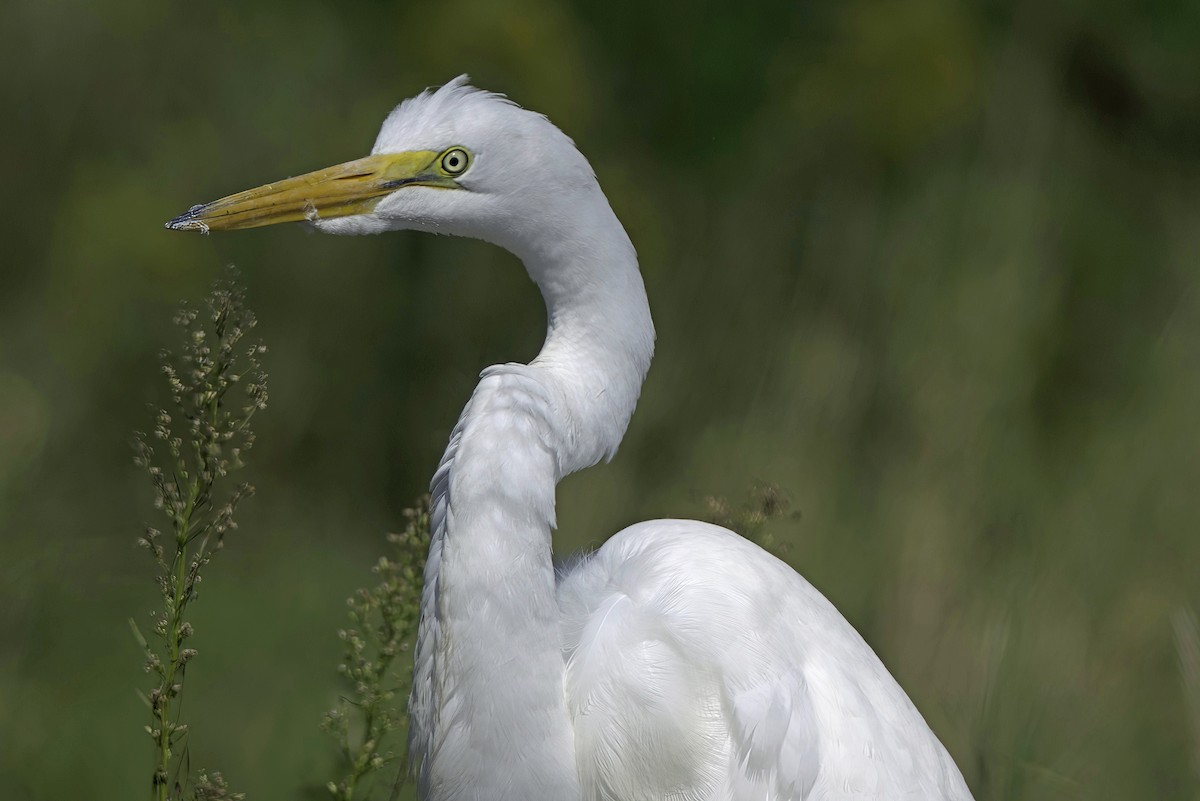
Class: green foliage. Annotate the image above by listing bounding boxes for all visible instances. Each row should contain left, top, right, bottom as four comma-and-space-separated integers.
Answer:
323, 497, 431, 801
1176, 609, 1200, 789
2, 1, 1200, 799
130, 273, 267, 801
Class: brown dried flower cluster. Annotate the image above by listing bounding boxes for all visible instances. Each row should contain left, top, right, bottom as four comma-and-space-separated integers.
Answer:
701, 482, 797, 556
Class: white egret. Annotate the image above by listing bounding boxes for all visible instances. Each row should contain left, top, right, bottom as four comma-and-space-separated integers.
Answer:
168, 76, 974, 801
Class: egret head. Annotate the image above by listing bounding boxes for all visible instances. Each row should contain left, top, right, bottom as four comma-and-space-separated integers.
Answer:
165, 76, 597, 249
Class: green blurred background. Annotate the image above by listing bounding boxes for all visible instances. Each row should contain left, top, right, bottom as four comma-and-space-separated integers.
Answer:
2, 0, 1199, 798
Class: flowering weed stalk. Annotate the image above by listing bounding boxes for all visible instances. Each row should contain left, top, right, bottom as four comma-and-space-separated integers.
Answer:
323, 496, 431, 801
131, 272, 267, 801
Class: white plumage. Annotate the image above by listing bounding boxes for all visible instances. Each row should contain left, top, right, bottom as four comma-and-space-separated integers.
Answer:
169, 76, 974, 801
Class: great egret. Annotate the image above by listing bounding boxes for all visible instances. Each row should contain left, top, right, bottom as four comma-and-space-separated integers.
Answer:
167, 76, 974, 801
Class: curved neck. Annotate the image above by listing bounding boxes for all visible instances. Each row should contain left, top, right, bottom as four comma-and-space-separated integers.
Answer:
525, 193, 655, 474
410, 193, 653, 801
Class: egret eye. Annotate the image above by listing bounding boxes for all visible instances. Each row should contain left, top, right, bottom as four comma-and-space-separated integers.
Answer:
441, 148, 470, 175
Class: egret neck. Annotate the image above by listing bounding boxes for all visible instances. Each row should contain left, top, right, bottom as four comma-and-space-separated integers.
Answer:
412, 185, 655, 800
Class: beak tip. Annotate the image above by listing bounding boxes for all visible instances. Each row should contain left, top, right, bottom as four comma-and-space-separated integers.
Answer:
165, 205, 211, 234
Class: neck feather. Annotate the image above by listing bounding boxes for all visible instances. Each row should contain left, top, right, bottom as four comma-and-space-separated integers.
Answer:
526, 191, 655, 473
409, 191, 653, 800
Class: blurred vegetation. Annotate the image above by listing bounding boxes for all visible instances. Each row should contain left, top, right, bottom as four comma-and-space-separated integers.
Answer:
0, 0, 1198, 799
322, 496, 429, 801
701, 483, 798, 558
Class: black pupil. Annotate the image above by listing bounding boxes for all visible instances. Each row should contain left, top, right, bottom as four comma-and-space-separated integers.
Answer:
448, 154, 460, 168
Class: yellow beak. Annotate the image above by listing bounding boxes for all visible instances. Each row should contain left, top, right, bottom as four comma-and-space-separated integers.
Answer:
165, 150, 444, 232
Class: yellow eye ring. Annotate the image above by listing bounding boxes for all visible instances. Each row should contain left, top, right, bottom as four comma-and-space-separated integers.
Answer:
440, 148, 470, 175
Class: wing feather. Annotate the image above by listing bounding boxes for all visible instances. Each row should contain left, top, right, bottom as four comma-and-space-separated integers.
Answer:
559, 519, 974, 801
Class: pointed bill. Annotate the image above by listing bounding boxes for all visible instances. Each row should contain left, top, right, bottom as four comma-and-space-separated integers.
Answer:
165, 150, 445, 233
